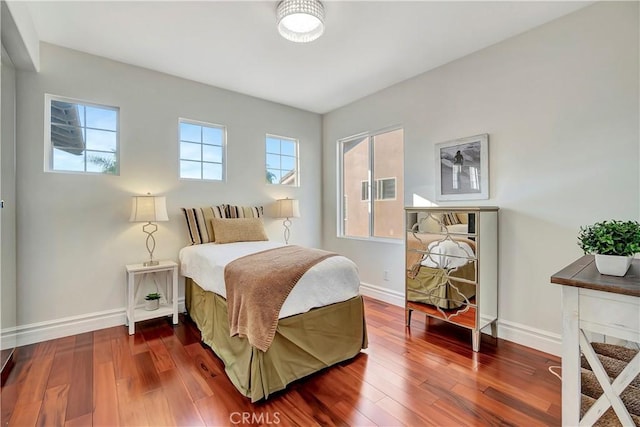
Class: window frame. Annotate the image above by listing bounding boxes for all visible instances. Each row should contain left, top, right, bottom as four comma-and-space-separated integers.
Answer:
44, 94, 120, 175
337, 126, 404, 242
178, 118, 227, 182
265, 134, 300, 187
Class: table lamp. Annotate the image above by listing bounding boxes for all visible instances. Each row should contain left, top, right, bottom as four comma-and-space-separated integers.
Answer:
275, 198, 300, 245
129, 193, 169, 266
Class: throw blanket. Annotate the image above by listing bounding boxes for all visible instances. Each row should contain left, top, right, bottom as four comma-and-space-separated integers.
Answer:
225, 245, 338, 352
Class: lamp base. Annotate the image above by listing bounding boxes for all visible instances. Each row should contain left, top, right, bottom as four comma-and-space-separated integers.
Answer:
283, 218, 292, 245
142, 222, 159, 267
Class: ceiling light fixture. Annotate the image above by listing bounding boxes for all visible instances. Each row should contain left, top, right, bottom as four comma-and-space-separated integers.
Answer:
276, 0, 325, 43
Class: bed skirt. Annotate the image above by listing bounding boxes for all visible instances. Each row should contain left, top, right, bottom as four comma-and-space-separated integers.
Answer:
407, 263, 476, 309
185, 278, 368, 402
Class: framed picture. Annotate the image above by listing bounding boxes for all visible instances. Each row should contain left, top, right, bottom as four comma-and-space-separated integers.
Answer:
435, 134, 489, 201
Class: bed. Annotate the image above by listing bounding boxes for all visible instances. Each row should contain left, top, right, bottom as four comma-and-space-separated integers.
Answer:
178, 210, 367, 402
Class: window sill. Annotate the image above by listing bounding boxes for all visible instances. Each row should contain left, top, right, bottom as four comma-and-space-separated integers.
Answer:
336, 235, 404, 245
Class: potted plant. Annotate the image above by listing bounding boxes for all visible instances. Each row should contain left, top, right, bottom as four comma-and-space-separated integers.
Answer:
578, 220, 640, 276
144, 292, 162, 311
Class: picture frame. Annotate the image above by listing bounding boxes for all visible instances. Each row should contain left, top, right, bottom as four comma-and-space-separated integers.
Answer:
435, 134, 489, 201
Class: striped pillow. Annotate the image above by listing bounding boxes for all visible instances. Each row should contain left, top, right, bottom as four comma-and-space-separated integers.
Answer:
456, 213, 468, 224
181, 206, 227, 245
225, 204, 264, 219
442, 212, 462, 226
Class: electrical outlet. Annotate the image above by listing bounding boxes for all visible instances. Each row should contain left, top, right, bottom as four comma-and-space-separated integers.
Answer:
383, 270, 389, 281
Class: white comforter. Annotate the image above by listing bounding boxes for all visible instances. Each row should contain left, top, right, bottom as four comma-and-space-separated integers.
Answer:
179, 241, 361, 319
420, 240, 475, 269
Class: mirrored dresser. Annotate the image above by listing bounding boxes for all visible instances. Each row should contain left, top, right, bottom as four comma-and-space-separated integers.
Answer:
405, 206, 499, 352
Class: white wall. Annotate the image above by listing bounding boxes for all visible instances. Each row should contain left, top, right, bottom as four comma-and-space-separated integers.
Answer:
1, 46, 17, 350
322, 2, 639, 354
16, 43, 321, 330
1, 1, 39, 71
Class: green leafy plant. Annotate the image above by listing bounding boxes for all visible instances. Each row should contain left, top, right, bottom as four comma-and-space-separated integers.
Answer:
578, 220, 640, 256
88, 152, 118, 174
145, 292, 161, 301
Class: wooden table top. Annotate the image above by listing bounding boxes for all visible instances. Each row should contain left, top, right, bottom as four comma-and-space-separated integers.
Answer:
551, 255, 640, 297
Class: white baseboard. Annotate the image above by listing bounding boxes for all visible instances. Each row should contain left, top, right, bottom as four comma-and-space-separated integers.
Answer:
359, 282, 561, 356
5, 290, 562, 357
2, 298, 186, 349
497, 319, 561, 356
359, 282, 405, 307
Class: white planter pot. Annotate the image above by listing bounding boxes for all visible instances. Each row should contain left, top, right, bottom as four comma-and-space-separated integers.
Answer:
594, 254, 633, 277
145, 299, 160, 311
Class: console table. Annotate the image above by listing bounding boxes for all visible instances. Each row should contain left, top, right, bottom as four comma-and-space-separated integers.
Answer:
551, 255, 640, 426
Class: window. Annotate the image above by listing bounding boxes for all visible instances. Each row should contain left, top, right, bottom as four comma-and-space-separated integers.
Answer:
361, 178, 396, 201
266, 135, 298, 186
361, 181, 369, 201
179, 119, 226, 181
376, 178, 397, 200
45, 95, 119, 174
339, 128, 404, 239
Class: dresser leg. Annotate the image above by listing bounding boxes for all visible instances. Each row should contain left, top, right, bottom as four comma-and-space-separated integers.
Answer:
405, 308, 412, 327
472, 330, 480, 352
490, 321, 497, 338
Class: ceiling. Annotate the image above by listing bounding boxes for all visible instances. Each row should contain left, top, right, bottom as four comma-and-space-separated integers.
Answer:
25, 1, 591, 114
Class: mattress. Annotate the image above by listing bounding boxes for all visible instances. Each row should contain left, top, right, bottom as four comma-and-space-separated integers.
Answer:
179, 241, 361, 319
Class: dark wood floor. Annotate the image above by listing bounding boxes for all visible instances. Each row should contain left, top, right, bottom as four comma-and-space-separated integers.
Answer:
1, 297, 561, 426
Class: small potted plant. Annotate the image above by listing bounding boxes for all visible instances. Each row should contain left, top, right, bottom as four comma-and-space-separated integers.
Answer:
144, 292, 162, 311
578, 220, 640, 276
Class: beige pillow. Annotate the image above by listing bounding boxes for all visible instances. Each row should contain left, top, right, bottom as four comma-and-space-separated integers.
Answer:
417, 213, 445, 233
211, 218, 268, 244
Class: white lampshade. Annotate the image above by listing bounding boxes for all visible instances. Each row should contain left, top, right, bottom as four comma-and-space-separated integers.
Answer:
276, 0, 325, 43
275, 198, 300, 219
129, 195, 169, 222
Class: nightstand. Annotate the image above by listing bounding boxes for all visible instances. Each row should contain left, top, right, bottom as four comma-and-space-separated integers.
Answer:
125, 260, 178, 335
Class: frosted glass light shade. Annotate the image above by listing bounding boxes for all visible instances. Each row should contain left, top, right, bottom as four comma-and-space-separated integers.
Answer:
277, 0, 325, 43
129, 195, 169, 222
275, 198, 300, 218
